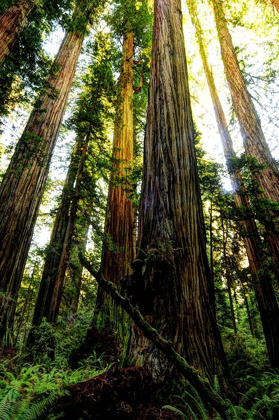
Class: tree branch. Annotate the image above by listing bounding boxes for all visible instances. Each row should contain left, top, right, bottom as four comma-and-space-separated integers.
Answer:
79, 253, 230, 418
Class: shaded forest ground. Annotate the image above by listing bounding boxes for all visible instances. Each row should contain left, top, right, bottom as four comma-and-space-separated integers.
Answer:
1, 312, 279, 419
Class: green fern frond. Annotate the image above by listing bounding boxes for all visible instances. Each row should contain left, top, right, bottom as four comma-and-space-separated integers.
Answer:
230, 359, 247, 375
225, 400, 247, 420
17, 391, 61, 420
213, 375, 221, 394
162, 405, 192, 420
239, 386, 259, 406
0, 402, 11, 420
246, 396, 269, 420
175, 392, 208, 420
183, 380, 203, 406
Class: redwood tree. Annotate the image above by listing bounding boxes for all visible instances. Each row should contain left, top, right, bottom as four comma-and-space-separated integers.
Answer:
48, 132, 91, 323
211, 0, 279, 287
30, 138, 83, 329
0, 0, 33, 65
127, 0, 229, 385
95, 31, 135, 317
0, 2, 102, 341
31, 33, 115, 327
187, 0, 279, 368
95, 0, 151, 327
270, 0, 279, 13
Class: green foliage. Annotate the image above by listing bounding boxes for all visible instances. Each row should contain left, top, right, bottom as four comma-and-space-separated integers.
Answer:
162, 405, 190, 419
0, 0, 74, 119
228, 153, 279, 232
27, 314, 95, 368
107, 0, 153, 45
0, 364, 67, 420
166, 368, 279, 420
223, 331, 268, 375
0, 355, 109, 420
239, 371, 279, 419
0, 311, 110, 420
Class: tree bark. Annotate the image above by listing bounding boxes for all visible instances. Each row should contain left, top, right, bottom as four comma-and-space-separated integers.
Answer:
47, 132, 90, 323
270, 0, 279, 13
81, 254, 230, 418
0, 0, 33, 65
95, 32, 135, 319
211, 0, 279, 288
127, 0, 229, 387
69, 224, 89, 321
239, 277, 255, 337
0, 24, 85, 340
221, 221, 237, 335
188, 0, 279, 367
30, 138, 82, 330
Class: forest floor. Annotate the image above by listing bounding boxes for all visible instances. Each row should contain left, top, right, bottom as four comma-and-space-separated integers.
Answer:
0, 319, 279, 419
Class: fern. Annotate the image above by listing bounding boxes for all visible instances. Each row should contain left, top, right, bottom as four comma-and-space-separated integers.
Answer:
15, 390, 67, 420
247, 395, 271, 420
239, 386, 258, 406
230, 359, 247, 375
0, 401, 11, 420
213, 375, 221, 395
162, 405, 193, 420
175, 393, 209, 420
0, 349, 109, 420
225, 400, 247, 420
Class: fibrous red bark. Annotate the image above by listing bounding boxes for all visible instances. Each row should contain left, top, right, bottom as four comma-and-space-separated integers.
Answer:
0, 25, 85, 340
212, 0, 279, 290
127, 0, 229, 387
95, 32, 135, 324
30, 138, 82, 330
188, 0, 279, 368
270, 0, 279, 13
0, 1, 33, 65
48, 133, 90, 323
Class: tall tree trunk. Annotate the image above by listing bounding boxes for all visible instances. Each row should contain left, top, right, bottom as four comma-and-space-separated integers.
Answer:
239, 277, 255, 337
222, 221, 237, 335
211, 0, 279, 287
127, 0, 229, 387
47, 132, 90, 323
209, 199, 214, 280
188, 0, 279, 367
30, 138, 82, 330
0, 0, 33, 65
14, 264, 36, 346
69, 223, 89, 322
270, 0, 279, 13
95, 32, 134, 322
0, 20, 85, 340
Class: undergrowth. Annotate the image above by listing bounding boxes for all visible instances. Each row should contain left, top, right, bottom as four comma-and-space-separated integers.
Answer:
0, 312, 111, 420
164, 329, 279, 419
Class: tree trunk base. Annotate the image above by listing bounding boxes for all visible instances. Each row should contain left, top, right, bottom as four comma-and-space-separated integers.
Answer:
69, 326, 123, 369
49, 366, 184, 419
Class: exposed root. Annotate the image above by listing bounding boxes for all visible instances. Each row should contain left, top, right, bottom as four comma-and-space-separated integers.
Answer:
53, 366, 154, 419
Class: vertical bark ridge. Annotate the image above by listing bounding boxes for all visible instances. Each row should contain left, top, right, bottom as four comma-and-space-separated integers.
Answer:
30, 137, 83, 330
187, 0, 279, 367
270, 0, 279, 13
47, 132, 90, 323
127, 0, 229, 387
211, 0, 279, 288
0, 25, 85, 339
0, 0, 33, 65
95, 31, 135, 330
69, 224, 89, 321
